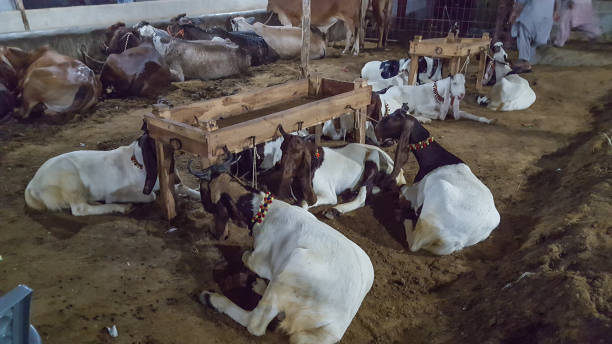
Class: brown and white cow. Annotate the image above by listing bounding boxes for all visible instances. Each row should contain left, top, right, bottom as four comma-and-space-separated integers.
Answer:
100, 42, 171, 98
103, 22, 142, 55
371, 0, 393, 49
3, 46, 101, 119
267, 0, 368, 55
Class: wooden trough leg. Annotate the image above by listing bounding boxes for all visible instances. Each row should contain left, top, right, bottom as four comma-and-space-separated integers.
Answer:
155, 141, 177, 220
408, 53, 419, 85
477, 50, 486, 92
449, 57, 459, 75
315, 124, 322, 146
354, 78, 368, 144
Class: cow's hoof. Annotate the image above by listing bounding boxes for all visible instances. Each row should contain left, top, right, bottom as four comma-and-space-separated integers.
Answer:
488, 118, 498, 125
323, 208, 341, 220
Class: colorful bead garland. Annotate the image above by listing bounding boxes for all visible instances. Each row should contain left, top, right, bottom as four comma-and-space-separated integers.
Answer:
408, 136, 434, 151
251, 192, 274, 224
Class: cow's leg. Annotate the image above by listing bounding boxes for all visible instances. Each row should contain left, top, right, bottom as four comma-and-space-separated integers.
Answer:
342, 20, 355, 55
455, 110, 496, 124
325, 160, 378, 218
70, 202, 133, 216
169, 63, 184, 82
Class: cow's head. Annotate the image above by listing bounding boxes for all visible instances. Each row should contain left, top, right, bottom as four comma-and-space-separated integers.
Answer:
276, 125, 318, 206
1, 46, 48, 77
104, 22, 141, 55
137, 121, 158, 195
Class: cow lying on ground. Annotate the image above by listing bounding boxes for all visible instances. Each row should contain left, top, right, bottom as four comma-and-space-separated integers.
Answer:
376, 110, 500, 255
100, 42, 171, 98
188, 150, 374, 343
136, 23, 251, 81
484, 42, 536, 112
25, 123, 198, 216
276, 125, 406, 219
166, 16, 279, 66
267, 0, 368, 55
0, 49, 17, 118
2, 46, 101, 119
362, 57, 442, 88
374, 74, 495, 124
230, 17, 326, 60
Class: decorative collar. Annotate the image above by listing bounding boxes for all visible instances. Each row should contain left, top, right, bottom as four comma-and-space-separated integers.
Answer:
131, 154, 143, 169
408, 136, 434, 151
251, 192, 274, 224
433, 81, 445, 103
166, 26, 184, 38
433, 81, 456, 106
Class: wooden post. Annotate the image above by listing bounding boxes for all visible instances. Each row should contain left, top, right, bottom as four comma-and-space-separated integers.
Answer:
477, 49, 486, 92
300, 0, 311, 78
354, 78, 368, 144
155, 142, 177, 220
13, 0, 30, 31
315, 124, 322, 146
449, 57, 459, 75
407, 54, 419, 85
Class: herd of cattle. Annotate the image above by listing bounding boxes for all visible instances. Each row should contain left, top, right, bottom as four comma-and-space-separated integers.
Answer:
2, 3, 542, 343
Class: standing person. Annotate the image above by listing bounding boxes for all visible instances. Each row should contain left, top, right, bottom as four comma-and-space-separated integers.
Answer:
554, 0, 602, 47
508, 0, 556, 73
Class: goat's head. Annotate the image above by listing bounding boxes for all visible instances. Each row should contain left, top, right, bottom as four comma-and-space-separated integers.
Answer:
187, 146, 239, 183
449, 74, 466, 101
376, 109, 430, 180
230, 16, 250, 32
137, 121, 158, 195
277, 125, 318, 206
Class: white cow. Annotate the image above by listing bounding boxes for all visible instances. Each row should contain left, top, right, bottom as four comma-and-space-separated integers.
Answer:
375, 111, 500, 255
277, 126, 406, 219
486, 43, 536, 111
230, 17, 326, 59
188, 153, 374, 343
25, 128, 198, 216
377, 74, 495, 124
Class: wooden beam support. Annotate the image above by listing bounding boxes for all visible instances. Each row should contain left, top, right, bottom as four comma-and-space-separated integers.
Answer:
155, 142, 177, 220
408, 53, 419, 85
314, 124, 322, 147
206, 84, 372, 159
300, 0, 311, 78
354, 79, 368, 144
171, 79, 309, 124
477, 49, 486, 92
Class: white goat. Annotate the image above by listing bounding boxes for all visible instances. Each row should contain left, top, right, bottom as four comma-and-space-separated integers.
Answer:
378, 74, 495, 124
188, 153, 374, 343
24, 130, 198, 216
362, 57, 442, 90
277, 127, 406, 219
486, 43, 536, 111
375, 111, 500, 255
230, 17, 326, 59
321, 114, 377, 143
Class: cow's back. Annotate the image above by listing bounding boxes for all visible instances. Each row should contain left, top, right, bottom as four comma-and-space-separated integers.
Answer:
269, 0, 360, 26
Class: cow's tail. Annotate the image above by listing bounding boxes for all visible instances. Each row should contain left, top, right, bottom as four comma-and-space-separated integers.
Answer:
359, 0, 369, 47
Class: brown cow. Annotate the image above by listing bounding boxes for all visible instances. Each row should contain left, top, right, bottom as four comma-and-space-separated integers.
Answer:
103, 22, 141, 55
267, 0, 369, 55
3, 46, 101, 119
372, 0, 392, 49
100, 42, 171, 98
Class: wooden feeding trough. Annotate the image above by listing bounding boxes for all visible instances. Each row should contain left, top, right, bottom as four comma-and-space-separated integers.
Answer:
144, 75, 372, 220
408, 32, 491, 92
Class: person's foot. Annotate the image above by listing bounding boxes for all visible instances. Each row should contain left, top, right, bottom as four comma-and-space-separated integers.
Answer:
512, 59, 532, 74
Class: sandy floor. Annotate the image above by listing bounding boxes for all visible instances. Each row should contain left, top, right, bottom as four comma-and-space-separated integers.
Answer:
1, 42, 611, 344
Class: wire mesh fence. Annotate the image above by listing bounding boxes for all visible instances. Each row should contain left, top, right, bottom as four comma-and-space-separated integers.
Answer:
366, 0, 500, 45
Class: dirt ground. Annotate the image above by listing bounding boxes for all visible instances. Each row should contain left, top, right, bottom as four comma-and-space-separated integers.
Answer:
1, 42, 611, 344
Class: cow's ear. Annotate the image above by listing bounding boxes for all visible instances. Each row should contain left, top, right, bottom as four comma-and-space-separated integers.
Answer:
5, 47, 31, 69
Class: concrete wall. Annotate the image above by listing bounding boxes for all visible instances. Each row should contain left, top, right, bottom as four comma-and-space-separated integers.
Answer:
0, 9, 270, 59
594, 0, 612, 38
0, 0, 266, 34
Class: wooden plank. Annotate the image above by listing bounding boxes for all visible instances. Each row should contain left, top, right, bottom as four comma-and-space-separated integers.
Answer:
314, 124, 322, 146
477, 50, 486, 92
300, 0, 311, 78
170, 79, 309, 124
206, 86, 372, 159
354, 79, 367, 144
449, 57, 459, 75
155, 142, 177, 220
145, 114, 207, 144
148, 124, 209, 157
321, 78, 355, 97
408, 53, 419, 85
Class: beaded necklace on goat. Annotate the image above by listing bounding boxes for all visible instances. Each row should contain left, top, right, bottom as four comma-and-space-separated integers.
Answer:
252, 192, 274, 224
408, 136, 435, 151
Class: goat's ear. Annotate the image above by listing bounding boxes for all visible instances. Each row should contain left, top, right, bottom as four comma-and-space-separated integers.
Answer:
391, 120, 414, 180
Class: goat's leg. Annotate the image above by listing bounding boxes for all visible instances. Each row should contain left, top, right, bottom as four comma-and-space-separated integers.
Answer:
200, 291, 250, 327
455, 110, 496, 124
69, 202, 133, 216
251, 277, 268, 296
325, 160, 378, 219
175, 183, 200, 200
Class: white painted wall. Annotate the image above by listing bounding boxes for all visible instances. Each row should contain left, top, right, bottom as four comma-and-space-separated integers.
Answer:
0, 0, 266, 34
